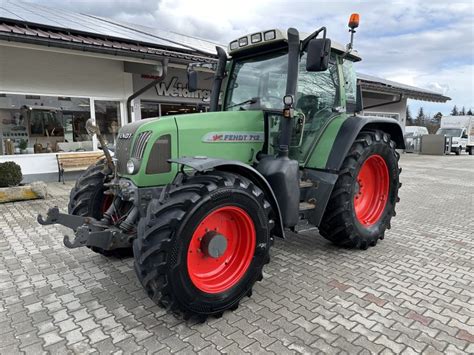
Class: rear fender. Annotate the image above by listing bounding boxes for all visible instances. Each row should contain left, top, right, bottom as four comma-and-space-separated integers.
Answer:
169, 157, 285, 238
325, 116, 405, 171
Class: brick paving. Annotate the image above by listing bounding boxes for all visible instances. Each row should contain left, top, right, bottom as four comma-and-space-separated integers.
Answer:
0, 153, 473, 354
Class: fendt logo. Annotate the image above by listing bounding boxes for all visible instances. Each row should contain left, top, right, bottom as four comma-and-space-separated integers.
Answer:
118, 132, 133, 139
202, 132, 264, 143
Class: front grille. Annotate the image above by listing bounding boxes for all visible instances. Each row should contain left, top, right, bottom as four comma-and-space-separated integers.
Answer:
131, 131, 152, 159
115, 121, 143, 174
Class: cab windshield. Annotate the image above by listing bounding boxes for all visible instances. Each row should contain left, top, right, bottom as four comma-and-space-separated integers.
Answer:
224, 51, 288, 111
436, 128, 462, 137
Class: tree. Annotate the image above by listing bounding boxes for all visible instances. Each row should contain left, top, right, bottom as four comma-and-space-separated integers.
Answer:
406, 105, 413, 125
451, 105, 459, 116
460, 106, 466, 116
433, 112, 442, 124
415, 107, 426, 126
467, 108, 473, 116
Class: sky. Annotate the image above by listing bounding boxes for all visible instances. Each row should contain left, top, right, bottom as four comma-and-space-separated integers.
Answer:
26, 0, 474, 116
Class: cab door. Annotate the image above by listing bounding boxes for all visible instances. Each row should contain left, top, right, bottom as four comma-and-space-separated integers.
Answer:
291, 53, 344, 163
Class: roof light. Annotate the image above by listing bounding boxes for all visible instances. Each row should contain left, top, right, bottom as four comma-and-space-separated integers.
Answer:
229, 41, 238, 50
349, 13, 360, 29
239, 37, 248, 47
264, 30, 276, 41
251, 33, 262, 43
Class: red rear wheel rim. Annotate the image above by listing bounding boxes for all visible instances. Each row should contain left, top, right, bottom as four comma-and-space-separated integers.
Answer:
354, 155, 390, 226
187, 206, 256, 294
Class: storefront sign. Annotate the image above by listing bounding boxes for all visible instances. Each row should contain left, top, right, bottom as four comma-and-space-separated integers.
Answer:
142, 75, 211, 101
202, 132, 265, 143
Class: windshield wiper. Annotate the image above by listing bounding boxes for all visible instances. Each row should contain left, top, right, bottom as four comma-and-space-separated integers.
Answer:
226, 97, 258, 110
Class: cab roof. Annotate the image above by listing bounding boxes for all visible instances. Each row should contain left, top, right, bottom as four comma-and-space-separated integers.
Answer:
228, 28, 362, 62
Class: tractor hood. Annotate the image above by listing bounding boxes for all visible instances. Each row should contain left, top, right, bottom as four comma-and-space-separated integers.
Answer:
116, 110, 265, 187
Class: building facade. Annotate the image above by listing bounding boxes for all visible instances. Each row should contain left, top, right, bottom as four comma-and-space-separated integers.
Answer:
0, 1, 449, 182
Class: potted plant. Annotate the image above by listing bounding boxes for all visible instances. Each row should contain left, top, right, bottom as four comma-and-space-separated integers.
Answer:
19, 139, 28, 154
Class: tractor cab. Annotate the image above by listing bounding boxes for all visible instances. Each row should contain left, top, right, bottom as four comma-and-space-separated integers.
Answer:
223, 29, 361, 162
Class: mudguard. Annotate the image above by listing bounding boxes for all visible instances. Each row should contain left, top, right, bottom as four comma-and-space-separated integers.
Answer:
169, 157, 285, 238
325, 116, 405, 171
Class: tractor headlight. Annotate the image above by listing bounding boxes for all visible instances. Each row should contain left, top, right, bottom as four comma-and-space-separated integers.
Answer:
126, 159, 138, 174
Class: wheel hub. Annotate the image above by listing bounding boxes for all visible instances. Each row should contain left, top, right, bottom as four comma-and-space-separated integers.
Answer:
201, 231, 228, 258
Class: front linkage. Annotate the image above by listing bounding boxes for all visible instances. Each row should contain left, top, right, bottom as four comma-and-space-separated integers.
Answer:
37, 205, 134, 250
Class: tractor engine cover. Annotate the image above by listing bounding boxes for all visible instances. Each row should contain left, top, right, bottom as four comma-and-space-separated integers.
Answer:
257, 156, 300, 228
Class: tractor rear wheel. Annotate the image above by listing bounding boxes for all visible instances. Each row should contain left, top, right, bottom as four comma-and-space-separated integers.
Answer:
319, 130, 401, 249
68, 160, 133, 257
133, 171, 272, 320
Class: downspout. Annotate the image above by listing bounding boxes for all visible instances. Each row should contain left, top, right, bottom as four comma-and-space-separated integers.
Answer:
126, 59, 168, 123
209, 47, 227, 112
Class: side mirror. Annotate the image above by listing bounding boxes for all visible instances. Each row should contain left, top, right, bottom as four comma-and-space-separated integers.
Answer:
85, 118, 100, 136
306, 38, 331, 72
188, 70, 198, 92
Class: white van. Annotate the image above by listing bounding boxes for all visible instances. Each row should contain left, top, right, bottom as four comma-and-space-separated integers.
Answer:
436, 116, 473, 155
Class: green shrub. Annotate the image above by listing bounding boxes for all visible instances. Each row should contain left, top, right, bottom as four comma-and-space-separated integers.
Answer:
0, 161, 23, 187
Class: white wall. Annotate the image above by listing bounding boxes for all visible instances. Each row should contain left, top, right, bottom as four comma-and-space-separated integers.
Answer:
0, 46, 133, 99
362, 91, 407, 129
0, 45, 134, 178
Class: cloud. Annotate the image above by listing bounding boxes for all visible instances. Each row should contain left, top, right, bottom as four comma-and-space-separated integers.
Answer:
23, 0, 474, 114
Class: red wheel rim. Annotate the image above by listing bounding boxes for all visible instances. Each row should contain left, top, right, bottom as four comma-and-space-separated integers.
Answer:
354, 155, 390, 227
187, 206, 256, 294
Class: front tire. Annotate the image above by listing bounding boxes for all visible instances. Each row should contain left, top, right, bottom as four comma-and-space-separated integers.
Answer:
319, 130, 401, 249
133, 171, 272, 320
68, 160, 132, 257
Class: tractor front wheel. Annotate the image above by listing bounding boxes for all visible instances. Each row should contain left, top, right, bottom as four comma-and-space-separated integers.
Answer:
68, 160, 133, 257
133, 171, 272, 320
319, 130, 401, 249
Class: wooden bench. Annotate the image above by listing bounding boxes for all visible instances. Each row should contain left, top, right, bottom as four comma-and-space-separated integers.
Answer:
56, 151, 104, 183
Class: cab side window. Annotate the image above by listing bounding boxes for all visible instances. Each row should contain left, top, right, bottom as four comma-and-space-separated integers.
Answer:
294, 53, 339, 162
296, 53, 338, 121
343, 60, 357, 112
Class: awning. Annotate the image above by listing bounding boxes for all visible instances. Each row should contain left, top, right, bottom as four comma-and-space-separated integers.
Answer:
358, 73, 450, 103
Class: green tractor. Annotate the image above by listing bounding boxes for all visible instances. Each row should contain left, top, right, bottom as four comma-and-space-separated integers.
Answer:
38, 15, 403, 320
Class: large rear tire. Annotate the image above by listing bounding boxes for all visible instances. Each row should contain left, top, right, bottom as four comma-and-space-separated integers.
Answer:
68, 160, 133, 257
319, 130, 401, 249
133, 171, 272, 320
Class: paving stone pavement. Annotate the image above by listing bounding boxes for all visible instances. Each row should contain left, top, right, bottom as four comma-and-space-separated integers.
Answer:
0, 153, 473, 354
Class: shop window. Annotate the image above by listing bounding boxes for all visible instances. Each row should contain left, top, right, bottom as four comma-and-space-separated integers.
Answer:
161, 103, 200, 116
141, 101, 160, 119
95, 100, 121, 146
0, 94, 92, 155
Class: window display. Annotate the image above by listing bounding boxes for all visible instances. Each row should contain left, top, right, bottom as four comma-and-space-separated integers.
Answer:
0, 94, 92, 155
95, 100, 121, 147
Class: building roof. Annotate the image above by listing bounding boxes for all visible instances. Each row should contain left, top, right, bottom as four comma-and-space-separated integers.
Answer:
358, 73, 450, 103
0, 0, 220, 63
0, 1, 451, 104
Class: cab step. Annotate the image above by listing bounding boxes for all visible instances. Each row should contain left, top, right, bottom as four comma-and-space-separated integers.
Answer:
299, 201, 316, 211
299, 180, 314, 188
